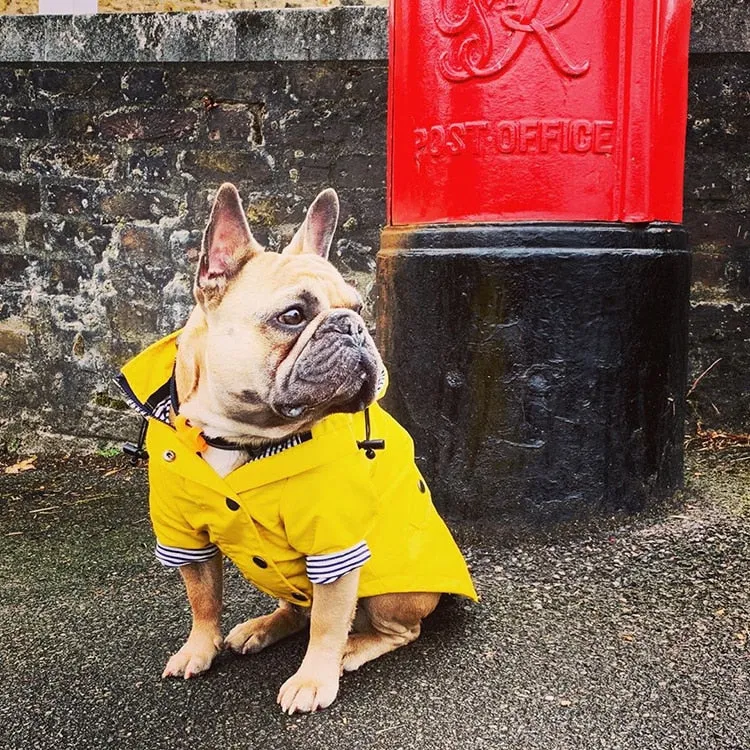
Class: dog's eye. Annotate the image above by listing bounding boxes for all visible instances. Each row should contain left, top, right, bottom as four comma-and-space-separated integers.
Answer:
277, 306, 305, 327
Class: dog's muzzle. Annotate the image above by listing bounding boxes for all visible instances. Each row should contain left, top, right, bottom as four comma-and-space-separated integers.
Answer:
273, 310, 380, 419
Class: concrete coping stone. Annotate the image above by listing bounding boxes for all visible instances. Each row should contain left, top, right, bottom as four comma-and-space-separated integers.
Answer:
0, 7, 388, 63
0, 3, 741, 64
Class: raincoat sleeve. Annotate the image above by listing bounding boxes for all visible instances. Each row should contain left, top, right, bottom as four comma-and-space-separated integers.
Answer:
279, 458, 378, 585
148, 471, 218, 568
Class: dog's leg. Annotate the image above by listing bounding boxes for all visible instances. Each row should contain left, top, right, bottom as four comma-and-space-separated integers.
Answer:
224, 599, 308, 655
277, 569, 360, 714
162, 555, 224, 679
341, 592, 440, 673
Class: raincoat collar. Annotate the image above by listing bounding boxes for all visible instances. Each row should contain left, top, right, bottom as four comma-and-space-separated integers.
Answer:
115, 330, 181, 421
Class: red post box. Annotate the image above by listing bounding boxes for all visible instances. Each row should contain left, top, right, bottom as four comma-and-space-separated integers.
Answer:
377, 0, 693, 524
387, 0, 691, 225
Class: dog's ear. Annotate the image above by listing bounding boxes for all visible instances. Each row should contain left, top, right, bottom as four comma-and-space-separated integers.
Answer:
282, 188, 339, 260
195, 183, 263, 306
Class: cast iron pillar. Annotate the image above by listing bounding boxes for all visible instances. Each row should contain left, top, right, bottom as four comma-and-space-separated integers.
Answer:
376, 0, 693, 526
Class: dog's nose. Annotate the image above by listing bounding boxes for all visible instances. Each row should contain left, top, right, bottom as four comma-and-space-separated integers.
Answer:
323, 311, 366, 343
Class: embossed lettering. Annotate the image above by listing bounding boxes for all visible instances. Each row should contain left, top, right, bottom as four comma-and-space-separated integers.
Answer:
560, 119, 570, 152
496, 121, 516, 153
414, 128, 428, 161
428, 125, 446, 157
593, 120, 614, 154
571, 119, 592, 152
518, 120, 539, 153
415, 118, 616, 160
447, 123, 467, 154
539, 120, 560, 154
465, 120, 489, 155
436, 0, 590, 83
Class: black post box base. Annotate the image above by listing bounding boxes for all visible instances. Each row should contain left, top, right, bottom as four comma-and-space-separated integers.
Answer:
376, 223, 691, 528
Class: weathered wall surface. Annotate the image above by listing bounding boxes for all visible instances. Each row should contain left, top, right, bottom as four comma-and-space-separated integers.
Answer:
685, 50, 750, 432
0, 9, 386, 451
3, 0, 387, 15
0, 4, 747, 452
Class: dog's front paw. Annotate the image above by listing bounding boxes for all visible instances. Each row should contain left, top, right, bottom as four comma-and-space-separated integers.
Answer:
225, 602, 308, 655
162, 631, 223, 680
277, 664, 340, 714
225, 612, 290, 655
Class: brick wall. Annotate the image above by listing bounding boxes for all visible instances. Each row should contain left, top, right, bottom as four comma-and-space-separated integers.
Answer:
0, 51, 386, 450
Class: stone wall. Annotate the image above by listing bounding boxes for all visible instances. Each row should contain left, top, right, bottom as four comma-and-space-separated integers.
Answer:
3, 1, 387, 14
0, 4, 747, 453
0, 9, 386, 452
685, 50, 750, 432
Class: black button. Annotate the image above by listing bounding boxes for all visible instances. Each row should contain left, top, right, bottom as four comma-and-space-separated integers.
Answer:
252, 556, 268, 569
225, 498, 240, 511
418, 479, 426, 493
292, 593, 307, 602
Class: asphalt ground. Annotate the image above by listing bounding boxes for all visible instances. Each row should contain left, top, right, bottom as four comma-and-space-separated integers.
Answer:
1, 449, 748, 750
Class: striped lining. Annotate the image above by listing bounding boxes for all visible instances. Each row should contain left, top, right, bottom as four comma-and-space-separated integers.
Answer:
243, 432, 310, 461
305, 541, 371, 584
151, 395, 172, 425
155, 542, 219, 568
375, 365, 386, 395
114, 373, 151, 419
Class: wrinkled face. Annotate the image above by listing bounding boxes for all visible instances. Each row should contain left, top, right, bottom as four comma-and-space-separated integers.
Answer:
177, 183, 383, 443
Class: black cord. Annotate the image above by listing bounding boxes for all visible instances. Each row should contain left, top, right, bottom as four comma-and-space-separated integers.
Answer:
357, 408, 385, 459
122, 417, 149, 464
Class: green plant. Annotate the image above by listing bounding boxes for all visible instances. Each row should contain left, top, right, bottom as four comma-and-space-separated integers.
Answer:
96, 446, 121, 458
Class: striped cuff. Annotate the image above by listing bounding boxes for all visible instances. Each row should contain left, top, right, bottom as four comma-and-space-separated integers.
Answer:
306, 541, 371, 585
155, 542, 219, 568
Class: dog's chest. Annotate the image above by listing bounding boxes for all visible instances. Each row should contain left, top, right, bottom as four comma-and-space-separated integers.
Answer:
202, 446, 250, 478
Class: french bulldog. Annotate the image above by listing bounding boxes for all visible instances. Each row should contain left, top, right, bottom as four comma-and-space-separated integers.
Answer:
118, 183, 476, 714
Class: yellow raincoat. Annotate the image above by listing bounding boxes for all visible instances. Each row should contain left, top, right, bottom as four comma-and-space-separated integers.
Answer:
117, 331, 477, 606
